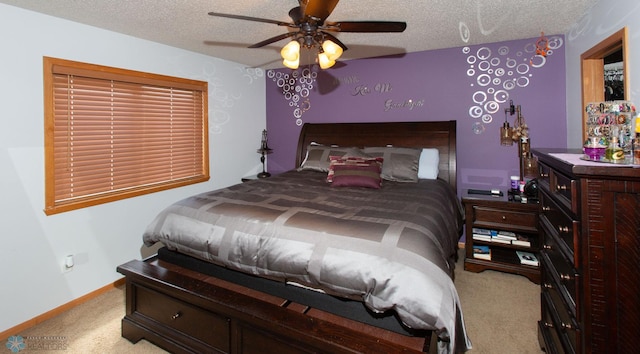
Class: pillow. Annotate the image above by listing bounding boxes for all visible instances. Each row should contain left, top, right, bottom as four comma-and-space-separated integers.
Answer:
298, 145, 361, 172
362, 146, 421, 182
418, 148, 440, 179
327, 156, 383, 189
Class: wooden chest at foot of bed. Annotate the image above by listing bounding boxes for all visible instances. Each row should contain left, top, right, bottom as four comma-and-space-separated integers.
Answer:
117, 256, 435, 354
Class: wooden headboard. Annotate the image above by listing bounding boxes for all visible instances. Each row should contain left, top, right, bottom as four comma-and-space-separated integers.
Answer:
296, 120, 457, 190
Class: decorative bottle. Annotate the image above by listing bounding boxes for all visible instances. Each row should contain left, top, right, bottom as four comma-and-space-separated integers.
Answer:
605, 137, 624, 162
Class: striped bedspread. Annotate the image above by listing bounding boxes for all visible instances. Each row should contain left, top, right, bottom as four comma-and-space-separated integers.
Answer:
143, 169, 471, 352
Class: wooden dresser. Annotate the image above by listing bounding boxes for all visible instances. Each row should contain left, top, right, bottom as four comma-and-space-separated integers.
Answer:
533, 148, 640, 354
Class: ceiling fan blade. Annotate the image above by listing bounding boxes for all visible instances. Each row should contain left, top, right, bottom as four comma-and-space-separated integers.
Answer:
325, 21, 407, 33
248, 32, 298, 48
320, 32, 348, 51
208, 12, 293, 27
301, 0, 340, 21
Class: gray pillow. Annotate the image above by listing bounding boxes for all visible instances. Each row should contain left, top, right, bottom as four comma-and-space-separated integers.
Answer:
298, 145, 364, 172
363, 146, 421, 182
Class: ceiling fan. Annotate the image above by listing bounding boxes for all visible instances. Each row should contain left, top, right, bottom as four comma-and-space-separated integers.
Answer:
208, 0, 407, 69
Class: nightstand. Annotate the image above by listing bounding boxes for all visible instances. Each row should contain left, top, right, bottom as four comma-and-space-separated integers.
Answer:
462, 190, 540, 284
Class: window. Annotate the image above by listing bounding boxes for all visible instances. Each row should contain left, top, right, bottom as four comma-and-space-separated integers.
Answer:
44, 57, 209, 215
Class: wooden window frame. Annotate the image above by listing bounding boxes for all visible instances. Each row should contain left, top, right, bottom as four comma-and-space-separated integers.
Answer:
43, 57, 209, 215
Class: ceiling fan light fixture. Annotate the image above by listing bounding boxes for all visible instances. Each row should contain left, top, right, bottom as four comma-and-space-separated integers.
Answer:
208, 3, 407, 71
317, 52, 336, 69
281, 40, 300, 61
322, 39, 343, 61
283, 58, 300, 69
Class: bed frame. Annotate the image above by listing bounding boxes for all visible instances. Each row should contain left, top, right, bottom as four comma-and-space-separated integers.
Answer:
296, 120, 457, 190
117, 120, 459, 354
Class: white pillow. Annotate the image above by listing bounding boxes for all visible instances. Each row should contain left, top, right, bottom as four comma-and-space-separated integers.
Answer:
418, 148, 439, 179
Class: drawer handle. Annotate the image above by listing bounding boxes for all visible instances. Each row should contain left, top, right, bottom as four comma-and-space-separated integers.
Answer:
558, 226, 569, 233
543, 244, 552, 250
542, 206, 551, 211
171, 312, 182, 320
561, 322, 574, 331
543, 283, 554, 289
556, 184, 567, 191
543, 322, 554, 328
560, 273, 572, 281
502, 215, 507, 220
540, 173, 549, 178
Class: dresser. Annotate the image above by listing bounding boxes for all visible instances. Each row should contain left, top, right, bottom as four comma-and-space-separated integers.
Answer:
533, 148, 640, 354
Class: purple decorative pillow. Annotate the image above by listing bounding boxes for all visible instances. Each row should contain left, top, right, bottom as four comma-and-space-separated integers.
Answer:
327, 156, 383, 189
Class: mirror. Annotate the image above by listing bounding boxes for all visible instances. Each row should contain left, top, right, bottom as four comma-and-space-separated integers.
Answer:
604, 49, 624, 101
580, 27, 629, 142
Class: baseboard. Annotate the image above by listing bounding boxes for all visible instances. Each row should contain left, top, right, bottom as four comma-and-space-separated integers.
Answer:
0, 277, 125, 340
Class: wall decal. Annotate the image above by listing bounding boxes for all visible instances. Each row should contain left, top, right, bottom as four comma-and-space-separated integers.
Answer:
384, 99, 425, 111
240, 67, 265, 84
267, 68, 316, 126
464, 36, 564, 134
176, 60, 250, 135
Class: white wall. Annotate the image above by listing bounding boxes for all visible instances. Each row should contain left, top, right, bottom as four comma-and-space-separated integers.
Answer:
565, 0, 640, 147
0, 4, 265, 333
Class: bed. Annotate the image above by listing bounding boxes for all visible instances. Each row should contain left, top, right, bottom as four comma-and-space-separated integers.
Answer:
117, 120, 471, 354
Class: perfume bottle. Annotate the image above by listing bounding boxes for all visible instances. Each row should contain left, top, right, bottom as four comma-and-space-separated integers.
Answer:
605, 137, 624, 162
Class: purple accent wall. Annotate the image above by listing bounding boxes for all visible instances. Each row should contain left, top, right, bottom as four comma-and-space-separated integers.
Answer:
265, 36, 567, 193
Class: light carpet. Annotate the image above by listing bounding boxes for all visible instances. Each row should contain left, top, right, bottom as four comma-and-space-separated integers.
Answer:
9, 254, 543, 353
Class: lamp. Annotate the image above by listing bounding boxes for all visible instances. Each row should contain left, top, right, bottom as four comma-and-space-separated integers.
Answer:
280, 37, 343, 70
501, 102, 538, 182
257, 129, 273, 178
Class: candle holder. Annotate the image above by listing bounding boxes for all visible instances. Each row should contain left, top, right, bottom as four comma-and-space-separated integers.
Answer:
257, 129, 273, 178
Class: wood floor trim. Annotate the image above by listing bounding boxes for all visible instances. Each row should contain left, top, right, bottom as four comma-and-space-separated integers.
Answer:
0, 277, 125, 340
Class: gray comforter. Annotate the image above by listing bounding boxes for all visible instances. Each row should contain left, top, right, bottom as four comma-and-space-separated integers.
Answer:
143, 170, 471, 352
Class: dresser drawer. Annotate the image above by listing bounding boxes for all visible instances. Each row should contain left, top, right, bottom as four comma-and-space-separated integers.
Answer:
540, 291, 578, 354
549, 169, 579, 214
134, 284, 230, 351
540, 191, 580, 260
472, 205, 537, 231
538, 162, 551, 185
540, 249, 578, 315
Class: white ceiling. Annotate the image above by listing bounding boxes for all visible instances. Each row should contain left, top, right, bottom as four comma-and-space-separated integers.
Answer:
1, 0, 597, 69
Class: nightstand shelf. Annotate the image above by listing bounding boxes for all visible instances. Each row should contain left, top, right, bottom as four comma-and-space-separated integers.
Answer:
462, 191, 540, 284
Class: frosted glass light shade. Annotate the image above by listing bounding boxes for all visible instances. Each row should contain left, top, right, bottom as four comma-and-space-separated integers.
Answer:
322, 40, 343, 61
283, 58, 299, 69
281, 41, 300, 61
318, 52, 335, 69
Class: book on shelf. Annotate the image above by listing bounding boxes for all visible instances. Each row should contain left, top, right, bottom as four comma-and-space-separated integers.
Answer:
472, 233, 492, 242
472, 228, 496, 242
489, 236, 511, 244
473, 245, 491, 260
516, 251, 539, 266
511, 234, 531, 247
472, 228, 496, 236
497, 230, 517, 240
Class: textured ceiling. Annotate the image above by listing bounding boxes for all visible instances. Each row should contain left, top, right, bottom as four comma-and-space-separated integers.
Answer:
0, 0, 597, 69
